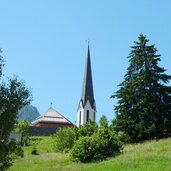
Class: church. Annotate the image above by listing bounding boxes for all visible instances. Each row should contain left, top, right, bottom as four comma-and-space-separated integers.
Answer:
31, 44, 96, 133
77, 44, 96, 126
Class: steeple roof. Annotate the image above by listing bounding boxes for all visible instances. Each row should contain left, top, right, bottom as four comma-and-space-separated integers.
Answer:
80, 44, 95, 109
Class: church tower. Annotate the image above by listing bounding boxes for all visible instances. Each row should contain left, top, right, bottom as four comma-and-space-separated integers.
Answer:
77, 44, 96, 126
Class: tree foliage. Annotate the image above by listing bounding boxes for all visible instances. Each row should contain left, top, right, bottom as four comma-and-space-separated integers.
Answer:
99, 115, 108, 128
53, 127, 78, 152
53, 121, 98, 152
15, 120, 30, 146
0, 50, 31, 170
70, 127, 122, 162
111, 34, 171, 142
78, 121, 98, 137
54, 116, 122, 162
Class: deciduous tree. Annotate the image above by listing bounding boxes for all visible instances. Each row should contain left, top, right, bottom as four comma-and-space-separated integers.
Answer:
0, 49, 31, 170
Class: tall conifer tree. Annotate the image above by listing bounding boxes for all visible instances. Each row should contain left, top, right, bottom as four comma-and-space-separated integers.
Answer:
111, 34, 171, 142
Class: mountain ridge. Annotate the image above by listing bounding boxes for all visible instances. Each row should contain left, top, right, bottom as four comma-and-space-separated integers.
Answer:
18, 105, 40, 123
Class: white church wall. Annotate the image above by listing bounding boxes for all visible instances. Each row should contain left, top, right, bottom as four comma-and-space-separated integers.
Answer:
77, 100, 96, 127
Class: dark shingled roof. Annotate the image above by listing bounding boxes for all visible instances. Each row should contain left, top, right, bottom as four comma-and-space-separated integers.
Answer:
79, 45, 96, 109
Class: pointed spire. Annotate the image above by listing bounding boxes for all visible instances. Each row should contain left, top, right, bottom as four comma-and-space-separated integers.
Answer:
80, 44, 95, 109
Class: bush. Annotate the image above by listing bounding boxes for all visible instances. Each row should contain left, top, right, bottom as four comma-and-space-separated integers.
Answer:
10, 145, 24, 159
99, 115, 108, 128
78, 121, 98, 137
14, 145, 24, 157
31, 147, 38, 155
70, 136, 97, 162
15, 120, 30, 146
70, 128, 122, 162
110, 119, 131, 143
53, 127, 78, 152
53, 122, 98, 153
117, 131, 131, 143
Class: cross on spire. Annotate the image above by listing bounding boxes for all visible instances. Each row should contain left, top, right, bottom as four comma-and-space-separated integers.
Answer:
50, 102, 53, 108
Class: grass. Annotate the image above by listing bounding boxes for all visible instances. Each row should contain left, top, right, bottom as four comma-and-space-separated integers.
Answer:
23, 136, 55, 157
9, 137, 171, 171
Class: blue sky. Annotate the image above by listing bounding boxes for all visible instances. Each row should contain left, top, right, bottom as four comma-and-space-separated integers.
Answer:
0, 1, 171, 124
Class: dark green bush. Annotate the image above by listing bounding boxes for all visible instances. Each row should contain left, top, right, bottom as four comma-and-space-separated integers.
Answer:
31, 147, 38, 155
14, 145, 24, 157
117, 131, 131, 143
70, 128, 122, 162
10, 145, 24, 159
70, 136, 97, 162
96, 128, 122, 159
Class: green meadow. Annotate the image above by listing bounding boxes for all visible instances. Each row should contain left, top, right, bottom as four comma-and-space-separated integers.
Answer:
9, 136, 171, 171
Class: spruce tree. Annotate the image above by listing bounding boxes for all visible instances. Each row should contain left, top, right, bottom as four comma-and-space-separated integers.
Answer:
111, 34, 171, 142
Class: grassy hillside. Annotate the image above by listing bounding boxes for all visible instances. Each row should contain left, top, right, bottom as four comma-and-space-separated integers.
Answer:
22, 136, 54, 157
9, 137, 171, 171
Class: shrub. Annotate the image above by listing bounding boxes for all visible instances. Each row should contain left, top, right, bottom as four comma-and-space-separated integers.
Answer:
15, 120, 30, 146
96, 128, 123, 159
53, 127, 78, 152
78, 121, 98, 137
70, 128, 122, 162
110, 119, 131, 143
53, 122, 98, 153
99, 115, 108, 128
70, 136, 97, 162
31, 147, 38, 155
117, 131, 131, 143
14, 145, 24, 158
10, 145, 24, 159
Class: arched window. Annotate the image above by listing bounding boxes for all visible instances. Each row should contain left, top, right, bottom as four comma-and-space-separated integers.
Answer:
86, 110, 89, 122
79, 111, 81, 125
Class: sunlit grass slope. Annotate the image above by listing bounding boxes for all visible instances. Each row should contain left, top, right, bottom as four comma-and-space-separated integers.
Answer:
23, 136, 54, 157
9, 137, 171, 171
